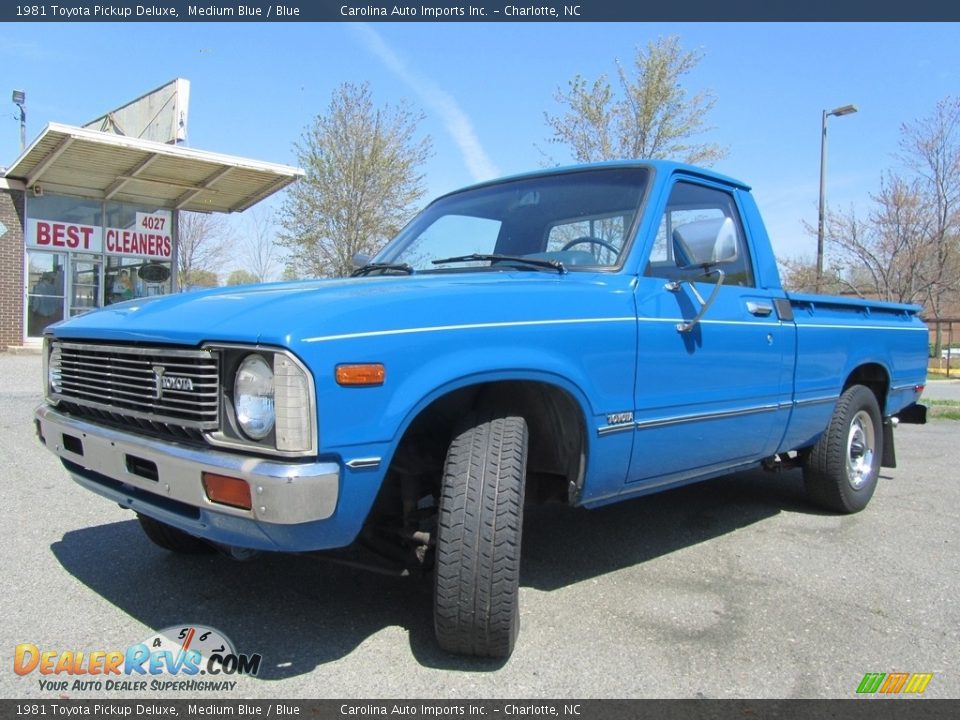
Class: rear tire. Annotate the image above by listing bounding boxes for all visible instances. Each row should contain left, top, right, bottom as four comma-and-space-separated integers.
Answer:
434, 412, 528, 658
137, 514, 215, 554
803, 384, 883, 514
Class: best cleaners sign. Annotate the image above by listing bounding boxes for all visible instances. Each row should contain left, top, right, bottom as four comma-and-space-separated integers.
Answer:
27, 219, 102, 252
27, 210, 173, 259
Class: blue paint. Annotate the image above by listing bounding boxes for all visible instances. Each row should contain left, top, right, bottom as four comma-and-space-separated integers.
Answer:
43, 161, 929, 552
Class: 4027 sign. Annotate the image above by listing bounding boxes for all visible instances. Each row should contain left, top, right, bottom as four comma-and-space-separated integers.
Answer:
104, 211, 173, 259
15, 625, 263, 694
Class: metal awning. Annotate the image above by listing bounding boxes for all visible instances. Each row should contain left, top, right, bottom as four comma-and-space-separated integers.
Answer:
3, 122, 303, 213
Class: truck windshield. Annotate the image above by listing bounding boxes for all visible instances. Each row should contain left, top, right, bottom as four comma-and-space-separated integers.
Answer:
376, 167, 650, 271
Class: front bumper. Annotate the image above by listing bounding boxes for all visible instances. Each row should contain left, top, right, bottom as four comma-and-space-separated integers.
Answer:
35, 404, 341, 541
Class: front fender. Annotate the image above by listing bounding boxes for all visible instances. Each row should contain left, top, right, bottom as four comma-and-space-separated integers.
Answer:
296, 318, 636, 456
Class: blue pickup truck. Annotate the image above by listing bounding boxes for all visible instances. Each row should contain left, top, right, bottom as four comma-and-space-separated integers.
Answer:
36, 161, 928, 658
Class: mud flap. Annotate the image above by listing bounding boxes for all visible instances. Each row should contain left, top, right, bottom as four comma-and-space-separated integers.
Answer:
881, 418, 897, 469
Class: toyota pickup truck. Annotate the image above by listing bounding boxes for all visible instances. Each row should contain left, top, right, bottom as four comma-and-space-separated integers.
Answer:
35, 161, 928, 658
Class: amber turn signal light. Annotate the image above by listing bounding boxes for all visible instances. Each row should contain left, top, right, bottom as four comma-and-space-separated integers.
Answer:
202, 472, 252, 510
336, 363, 385, 386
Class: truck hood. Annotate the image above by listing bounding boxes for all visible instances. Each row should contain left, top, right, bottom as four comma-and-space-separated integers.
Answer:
50, 272, 634, 348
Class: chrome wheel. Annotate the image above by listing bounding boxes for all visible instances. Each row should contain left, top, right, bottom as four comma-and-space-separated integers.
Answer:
846, 410, 876, 490
804, 384, 882, 514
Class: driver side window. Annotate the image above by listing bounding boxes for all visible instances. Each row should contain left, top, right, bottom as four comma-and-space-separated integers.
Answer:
645, 182, 755, 287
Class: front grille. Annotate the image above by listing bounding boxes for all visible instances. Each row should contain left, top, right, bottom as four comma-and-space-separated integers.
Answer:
57, 401, 208, 444
52, 342, 220, 431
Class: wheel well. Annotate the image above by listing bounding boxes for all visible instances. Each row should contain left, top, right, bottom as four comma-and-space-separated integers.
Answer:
843, 363, 889, 413
358, 380, 587, 567
472, 381, 587, 503
371, 380, 587, 522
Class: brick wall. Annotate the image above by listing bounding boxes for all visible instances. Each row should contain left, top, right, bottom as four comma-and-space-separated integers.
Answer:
0, 188, 25, 349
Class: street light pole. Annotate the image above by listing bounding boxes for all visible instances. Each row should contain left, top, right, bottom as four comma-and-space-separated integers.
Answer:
816, 103, 858, 292
12, 89, 26, 152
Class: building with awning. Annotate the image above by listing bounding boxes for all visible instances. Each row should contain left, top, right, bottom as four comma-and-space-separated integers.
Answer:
0, 119, 303, 349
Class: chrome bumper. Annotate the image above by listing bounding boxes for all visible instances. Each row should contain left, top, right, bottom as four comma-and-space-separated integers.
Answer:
35, 404, 339, 525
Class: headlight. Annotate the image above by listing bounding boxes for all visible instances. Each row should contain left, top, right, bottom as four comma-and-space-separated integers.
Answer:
234, 354, 275, 440
274, 354, 313, 452
46, 340, 62, 398
206, 344, 316, 457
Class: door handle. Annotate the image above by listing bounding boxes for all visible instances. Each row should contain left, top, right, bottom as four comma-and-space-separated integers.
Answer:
746, 301, 773, 317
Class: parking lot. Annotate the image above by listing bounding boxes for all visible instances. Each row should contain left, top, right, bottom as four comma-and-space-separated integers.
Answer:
2, 352, 957, 699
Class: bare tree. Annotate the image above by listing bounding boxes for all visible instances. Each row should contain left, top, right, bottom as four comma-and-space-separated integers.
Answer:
822, 175, 933, 304
177, 212, 228, 289
277, 82, 432, 278
239, 207, 279, 283
821, 97, 960, 340
897, 97, 960, 330
543, 36, 727, 165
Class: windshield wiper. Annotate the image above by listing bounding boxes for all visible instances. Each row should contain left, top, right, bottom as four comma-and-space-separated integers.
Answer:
431, 253, 566, 274
350, 262, 414, 277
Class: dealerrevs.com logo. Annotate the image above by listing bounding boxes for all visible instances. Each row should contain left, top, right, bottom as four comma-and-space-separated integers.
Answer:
14, 625, 262, 693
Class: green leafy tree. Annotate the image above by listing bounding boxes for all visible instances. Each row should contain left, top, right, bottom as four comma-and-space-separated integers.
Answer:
281, 263, 301, 282
226, 269, 259, 286
181, 269, 219, 289
544, 35, 727, 165
277, 82, 432, 278
779, 256, 846, 295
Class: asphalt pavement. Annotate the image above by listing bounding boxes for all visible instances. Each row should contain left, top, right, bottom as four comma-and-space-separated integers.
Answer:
2, 353, 956, 699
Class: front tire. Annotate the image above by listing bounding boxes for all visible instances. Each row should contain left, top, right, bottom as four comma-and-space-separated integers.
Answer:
803, 384, 883, 514
434, 412, 528, 658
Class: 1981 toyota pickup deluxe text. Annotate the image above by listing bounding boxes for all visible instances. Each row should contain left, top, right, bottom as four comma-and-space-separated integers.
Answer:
35, 161, 929, 657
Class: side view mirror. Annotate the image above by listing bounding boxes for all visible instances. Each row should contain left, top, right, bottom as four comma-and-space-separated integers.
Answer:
666, 217, 737, 333
672, 217, 738, 268
351, 254, 371, 270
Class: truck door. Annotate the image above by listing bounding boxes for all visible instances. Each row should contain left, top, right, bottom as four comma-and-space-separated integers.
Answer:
627, 179, 792, 487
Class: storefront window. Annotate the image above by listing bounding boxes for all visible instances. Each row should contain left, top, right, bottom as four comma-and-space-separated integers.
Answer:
104, 201, 173, 306
23, 193, 176, 338
29, 194, 102, 228
106, 257, 172, 304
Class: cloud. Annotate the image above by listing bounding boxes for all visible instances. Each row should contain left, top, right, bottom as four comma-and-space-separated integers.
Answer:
0, 38, 52, 61
351, 23, 499, 182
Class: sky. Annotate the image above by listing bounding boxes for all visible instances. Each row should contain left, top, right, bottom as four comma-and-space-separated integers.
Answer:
2, 21, 958, 273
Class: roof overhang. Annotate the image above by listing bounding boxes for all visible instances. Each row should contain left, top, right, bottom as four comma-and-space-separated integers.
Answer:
3, 123, 303, 213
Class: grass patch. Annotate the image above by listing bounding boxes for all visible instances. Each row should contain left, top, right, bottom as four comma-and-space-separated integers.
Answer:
926, 399, 960, 420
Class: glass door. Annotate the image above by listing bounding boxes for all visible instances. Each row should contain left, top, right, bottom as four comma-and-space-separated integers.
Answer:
70, 254, 103, 317
26, 251, 66, 339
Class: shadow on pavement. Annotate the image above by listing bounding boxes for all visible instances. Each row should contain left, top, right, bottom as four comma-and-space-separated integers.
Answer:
51, 466, 817, 677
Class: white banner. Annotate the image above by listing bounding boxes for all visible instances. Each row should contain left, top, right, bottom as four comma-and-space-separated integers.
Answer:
27, 211, 174, 259
26, 218, 103, 253
106, 210, 173, 258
